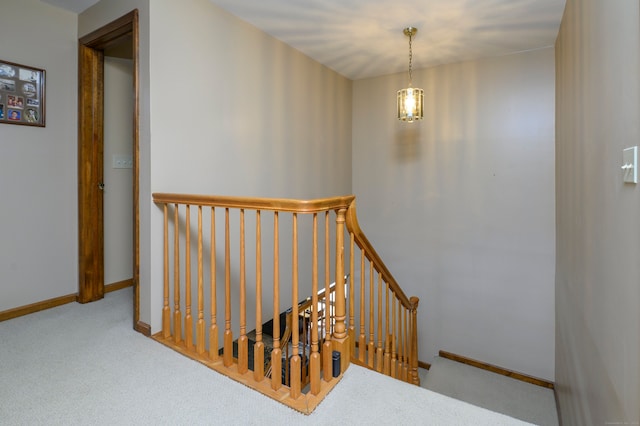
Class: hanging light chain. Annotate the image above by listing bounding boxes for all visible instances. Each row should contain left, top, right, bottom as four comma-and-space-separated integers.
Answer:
408, 31, 413, 85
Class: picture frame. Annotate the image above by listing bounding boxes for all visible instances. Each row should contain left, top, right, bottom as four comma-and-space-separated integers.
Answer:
0, 59, 45, 127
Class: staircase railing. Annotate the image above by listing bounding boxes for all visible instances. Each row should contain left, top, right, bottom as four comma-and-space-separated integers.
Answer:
345, 201, 420, 385
152, 193, 419, 414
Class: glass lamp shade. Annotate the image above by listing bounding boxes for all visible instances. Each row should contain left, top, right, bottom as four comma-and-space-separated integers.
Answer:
397, 87, 424, 122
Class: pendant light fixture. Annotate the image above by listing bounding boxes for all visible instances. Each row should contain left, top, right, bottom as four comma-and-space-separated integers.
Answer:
397, 27, 424, 122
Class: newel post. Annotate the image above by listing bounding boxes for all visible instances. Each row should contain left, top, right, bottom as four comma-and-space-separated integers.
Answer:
409, 296, 420, 386
332, 208, 350, 373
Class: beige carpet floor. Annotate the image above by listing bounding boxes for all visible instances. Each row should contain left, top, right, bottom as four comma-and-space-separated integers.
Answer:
0, 288, 532, 425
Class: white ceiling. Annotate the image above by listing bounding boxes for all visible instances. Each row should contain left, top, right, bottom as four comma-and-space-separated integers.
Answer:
41, 0, 566, 80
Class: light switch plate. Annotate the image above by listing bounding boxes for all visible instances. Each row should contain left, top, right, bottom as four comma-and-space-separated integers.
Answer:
623, 146, 637, 184
112, 154, 133, 169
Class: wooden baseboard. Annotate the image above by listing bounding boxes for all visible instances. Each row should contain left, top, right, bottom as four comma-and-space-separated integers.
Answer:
0, 293, 78, 322
439, 350, 554, 389
135, 320, 151, 336
105, 279, 133, 293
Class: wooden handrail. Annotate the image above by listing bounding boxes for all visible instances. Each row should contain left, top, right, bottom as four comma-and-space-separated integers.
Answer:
295, 278, 344, 313
153, 193, 355, 213
344, 200, 416, 311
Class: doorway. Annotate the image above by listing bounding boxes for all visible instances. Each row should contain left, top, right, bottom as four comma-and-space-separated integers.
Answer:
78, 10, 145, 334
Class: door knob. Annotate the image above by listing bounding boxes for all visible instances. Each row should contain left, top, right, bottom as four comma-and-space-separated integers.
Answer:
98, 182, 105, 190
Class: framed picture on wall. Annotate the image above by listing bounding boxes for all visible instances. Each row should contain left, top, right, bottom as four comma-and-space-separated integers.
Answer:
0, 59, 45, 127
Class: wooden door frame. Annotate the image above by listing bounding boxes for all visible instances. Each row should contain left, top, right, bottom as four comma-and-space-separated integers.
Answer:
78, 10, 144, 333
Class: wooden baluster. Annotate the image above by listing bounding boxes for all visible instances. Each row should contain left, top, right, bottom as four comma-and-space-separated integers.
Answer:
238, 209, 248, 374
271, 212, 282, 390
332, 208, 348, 373
410, 296, 420, 385
209, 207, 218, 361
398, 299, 404, 378
284, 314, 290, 385
289, 213, 301, 398
302, 309, 308, 386
196, 206, 205, 354
403, 306, 409, 382
348, 232, 355, 359
162, 204, 170, 338
185, 205, 193, 350
358, 250, 366, 363
383, 280, 390, 375
223, 208, 233, 367
391, 296, 397, 378
310, 214, 321, 394
375, 272, 383, 372
254, 210, 264, 381
367, 261, 375, 368
322, 211, 332, 382
173, 204, 181, 344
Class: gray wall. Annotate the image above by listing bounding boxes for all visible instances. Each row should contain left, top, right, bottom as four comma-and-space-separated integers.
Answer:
555, 0, 640, 423
0, 0, 77, 311
353, 48, 556, 381
103, 57, 134, 285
